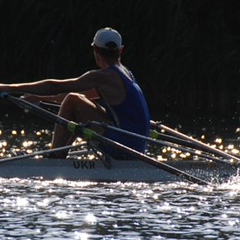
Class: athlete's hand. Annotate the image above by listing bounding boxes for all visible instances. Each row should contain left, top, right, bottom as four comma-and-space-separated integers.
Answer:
0, 83, 9, 92
20, 93, 40, 103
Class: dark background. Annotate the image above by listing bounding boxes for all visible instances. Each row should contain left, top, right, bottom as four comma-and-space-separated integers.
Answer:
0, 0, 240, 121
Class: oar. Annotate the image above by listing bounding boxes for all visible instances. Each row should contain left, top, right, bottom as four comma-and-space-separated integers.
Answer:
150, 125, 214, 151
149, 129, 234, 165
151, 121, 240, 163
89, 121, 237, 168
0, 143, 89, 163
0, 92, 80, 133
91, 134, 209, 185
0, 93, 209, 185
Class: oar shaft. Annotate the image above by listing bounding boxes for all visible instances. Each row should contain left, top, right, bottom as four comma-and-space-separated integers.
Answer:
159, 123, 240, 162
150, 125, 215, 152
3, 94, 82, 135
0, 143, 86, 163
93, 133, 208, 185
91, 121, 196, 153
6, 94, 69, 126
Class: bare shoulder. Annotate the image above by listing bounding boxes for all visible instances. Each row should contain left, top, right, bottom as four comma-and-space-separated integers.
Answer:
94, 68, 126, 104
94, 68, 122, 85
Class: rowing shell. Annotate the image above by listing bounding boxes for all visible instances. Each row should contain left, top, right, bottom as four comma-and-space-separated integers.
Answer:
0, 157, 237, 182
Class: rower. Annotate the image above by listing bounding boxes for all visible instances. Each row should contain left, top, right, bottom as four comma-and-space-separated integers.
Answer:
0, 27, 150, 159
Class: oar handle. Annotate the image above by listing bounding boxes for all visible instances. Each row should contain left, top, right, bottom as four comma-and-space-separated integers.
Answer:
1, 93, 82, 135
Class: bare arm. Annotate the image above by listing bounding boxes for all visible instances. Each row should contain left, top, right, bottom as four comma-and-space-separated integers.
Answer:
22, 88, 100, 104
0, 68, 126, 105
21, 93, 69, 104
0, 70, 104, 95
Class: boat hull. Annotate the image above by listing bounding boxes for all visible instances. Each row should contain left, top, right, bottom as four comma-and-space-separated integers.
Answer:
0, 157, 237, 183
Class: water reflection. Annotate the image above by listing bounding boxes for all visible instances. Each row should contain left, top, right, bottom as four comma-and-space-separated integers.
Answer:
1, 179, 240, 239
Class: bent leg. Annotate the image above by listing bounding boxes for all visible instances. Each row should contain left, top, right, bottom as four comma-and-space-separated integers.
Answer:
51, 93, 111, 158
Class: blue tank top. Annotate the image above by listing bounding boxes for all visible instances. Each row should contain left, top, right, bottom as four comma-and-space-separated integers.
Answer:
100, 65, 150, 158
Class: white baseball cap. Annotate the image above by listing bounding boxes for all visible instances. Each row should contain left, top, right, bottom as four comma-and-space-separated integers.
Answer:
91, 27, 123, 50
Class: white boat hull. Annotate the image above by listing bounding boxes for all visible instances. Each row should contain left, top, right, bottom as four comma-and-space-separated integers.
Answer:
0, 157, 237, 183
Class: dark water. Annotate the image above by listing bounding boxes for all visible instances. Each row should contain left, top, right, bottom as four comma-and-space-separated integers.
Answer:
1, 109, 240, 239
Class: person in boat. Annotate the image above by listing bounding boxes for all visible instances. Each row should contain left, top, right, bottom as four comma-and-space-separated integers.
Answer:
0, 27, 150, 159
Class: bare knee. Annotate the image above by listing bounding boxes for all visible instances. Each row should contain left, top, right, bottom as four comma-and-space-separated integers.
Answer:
63, 93, 85, 105
60, 93, 97, 121
58, 93, 84, 119
60, 93, 111, 126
